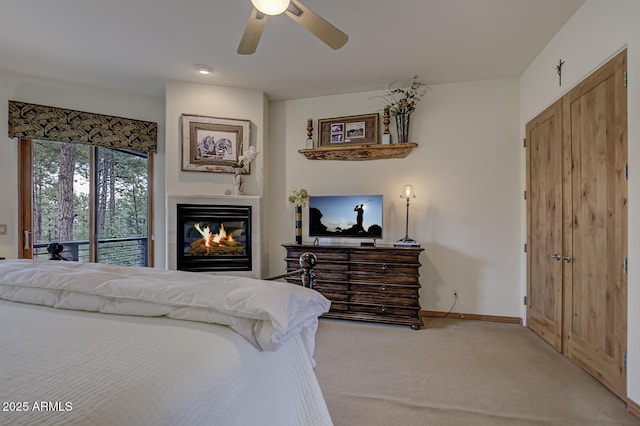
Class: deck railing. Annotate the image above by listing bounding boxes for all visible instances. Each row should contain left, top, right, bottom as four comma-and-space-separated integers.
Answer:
33, 237, 148, 267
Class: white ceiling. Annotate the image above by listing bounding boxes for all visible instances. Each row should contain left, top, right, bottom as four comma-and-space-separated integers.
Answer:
0, 0, 584, 101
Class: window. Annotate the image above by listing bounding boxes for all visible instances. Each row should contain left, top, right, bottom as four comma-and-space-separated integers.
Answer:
10, 101, 157, 266
19, 139, 154, 266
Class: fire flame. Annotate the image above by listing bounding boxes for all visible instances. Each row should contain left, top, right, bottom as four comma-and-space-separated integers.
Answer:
194, 223, 234, 248
194, 223, 211, 247
190, 222, 241, 257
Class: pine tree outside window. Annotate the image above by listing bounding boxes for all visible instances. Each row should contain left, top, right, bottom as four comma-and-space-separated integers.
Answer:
25, 139, 152, 266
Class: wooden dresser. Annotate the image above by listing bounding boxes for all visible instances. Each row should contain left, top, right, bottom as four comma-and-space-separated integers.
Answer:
282, 244, 424, 329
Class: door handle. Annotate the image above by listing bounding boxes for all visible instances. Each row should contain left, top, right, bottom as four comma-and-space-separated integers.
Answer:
562, 255, 572, 263
547, 253, 561, 261
23, 230, 31, 251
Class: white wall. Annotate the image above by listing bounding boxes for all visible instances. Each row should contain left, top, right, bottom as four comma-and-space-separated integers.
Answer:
267, 79, 522, 317
164, 80, 266, 197
164, 80, 268, 275
519, 0, 640, 405
0, 70, 166, 265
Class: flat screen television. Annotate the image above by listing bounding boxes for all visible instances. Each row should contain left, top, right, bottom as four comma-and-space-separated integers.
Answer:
309, 195, 383, 239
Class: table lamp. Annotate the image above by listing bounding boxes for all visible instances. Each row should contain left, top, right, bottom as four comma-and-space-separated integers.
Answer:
394, 184, 420, 247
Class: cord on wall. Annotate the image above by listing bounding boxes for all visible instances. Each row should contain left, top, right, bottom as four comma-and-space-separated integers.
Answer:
439, 293, 463, 318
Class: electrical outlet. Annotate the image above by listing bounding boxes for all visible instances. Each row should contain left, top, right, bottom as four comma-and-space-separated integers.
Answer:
452, 288, 459, 301
0, 224, 7, 235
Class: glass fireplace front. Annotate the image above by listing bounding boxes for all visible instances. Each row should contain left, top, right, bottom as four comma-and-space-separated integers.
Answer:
177, 204, 251, 272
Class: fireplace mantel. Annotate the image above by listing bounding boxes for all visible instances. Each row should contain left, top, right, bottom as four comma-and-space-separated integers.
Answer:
167, 195, 262, 278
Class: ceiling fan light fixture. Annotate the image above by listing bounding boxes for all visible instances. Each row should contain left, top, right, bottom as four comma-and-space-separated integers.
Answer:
251, 0, 290, 15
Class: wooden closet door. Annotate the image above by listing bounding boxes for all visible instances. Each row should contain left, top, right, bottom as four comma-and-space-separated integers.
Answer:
526, 99, 564, 351
563, 50, 627, 399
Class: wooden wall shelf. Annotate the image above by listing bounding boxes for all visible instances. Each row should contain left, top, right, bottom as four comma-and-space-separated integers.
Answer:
298, 143, 417, 161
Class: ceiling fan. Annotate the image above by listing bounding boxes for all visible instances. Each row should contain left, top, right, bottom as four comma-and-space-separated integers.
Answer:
237, 0, 348, 55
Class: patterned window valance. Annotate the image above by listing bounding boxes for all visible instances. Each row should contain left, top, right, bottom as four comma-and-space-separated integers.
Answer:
8, 100, 157, 153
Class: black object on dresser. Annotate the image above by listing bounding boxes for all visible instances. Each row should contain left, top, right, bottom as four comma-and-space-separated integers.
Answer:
282, 244, 424, 329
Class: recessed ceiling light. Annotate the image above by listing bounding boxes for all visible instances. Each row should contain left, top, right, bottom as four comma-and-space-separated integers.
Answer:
195, 64, 213, 75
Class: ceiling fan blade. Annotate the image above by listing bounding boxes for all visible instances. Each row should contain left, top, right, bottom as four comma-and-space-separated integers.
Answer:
237, 8, 269, 55
285, 0, 348, 50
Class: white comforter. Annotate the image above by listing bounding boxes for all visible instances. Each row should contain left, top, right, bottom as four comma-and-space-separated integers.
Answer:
0, 260, 330, 362
0, 260, 333, 425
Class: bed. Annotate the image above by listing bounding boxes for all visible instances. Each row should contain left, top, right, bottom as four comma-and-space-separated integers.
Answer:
0, 260, 333, 425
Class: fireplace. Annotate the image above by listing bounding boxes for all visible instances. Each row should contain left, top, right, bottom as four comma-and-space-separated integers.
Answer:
168, 195, 261, 278
177, 204, 252, 272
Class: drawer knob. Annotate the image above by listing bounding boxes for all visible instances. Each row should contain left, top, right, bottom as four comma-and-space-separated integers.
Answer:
381, 263, 388, 271
381, 305, 387, 312
381, 284, 387, 291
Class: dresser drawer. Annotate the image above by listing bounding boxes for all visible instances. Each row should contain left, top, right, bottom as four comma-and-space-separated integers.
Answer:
314, 271, 349, 282
349, 303, 420, 318
348, 271, 420, 285
327, 301, 349, 311
349, 262, 419, 275
286, 276, 347, 291
287, 278, 348, 307
287, 249, 349, 263
316, 290, 348, 303
285, 259, 348, 280
349, 292, 419, 307
313, 281, 348, 294
349, 251, 420, 264
350, 282, 419, 297
286, 259, 349, 272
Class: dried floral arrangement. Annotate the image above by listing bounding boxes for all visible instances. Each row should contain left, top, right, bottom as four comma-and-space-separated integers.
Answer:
288, 187, 309, 207
376, 76, 428, 117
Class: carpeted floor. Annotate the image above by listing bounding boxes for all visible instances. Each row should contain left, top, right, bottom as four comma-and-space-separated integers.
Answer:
313, 317, 639, 426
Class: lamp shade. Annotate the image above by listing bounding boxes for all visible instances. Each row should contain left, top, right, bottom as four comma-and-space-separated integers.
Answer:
251, 0, 290, 15
401, 184, 415, 199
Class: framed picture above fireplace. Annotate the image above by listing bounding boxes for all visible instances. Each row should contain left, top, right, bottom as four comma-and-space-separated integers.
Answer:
181, 114, 251, 174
